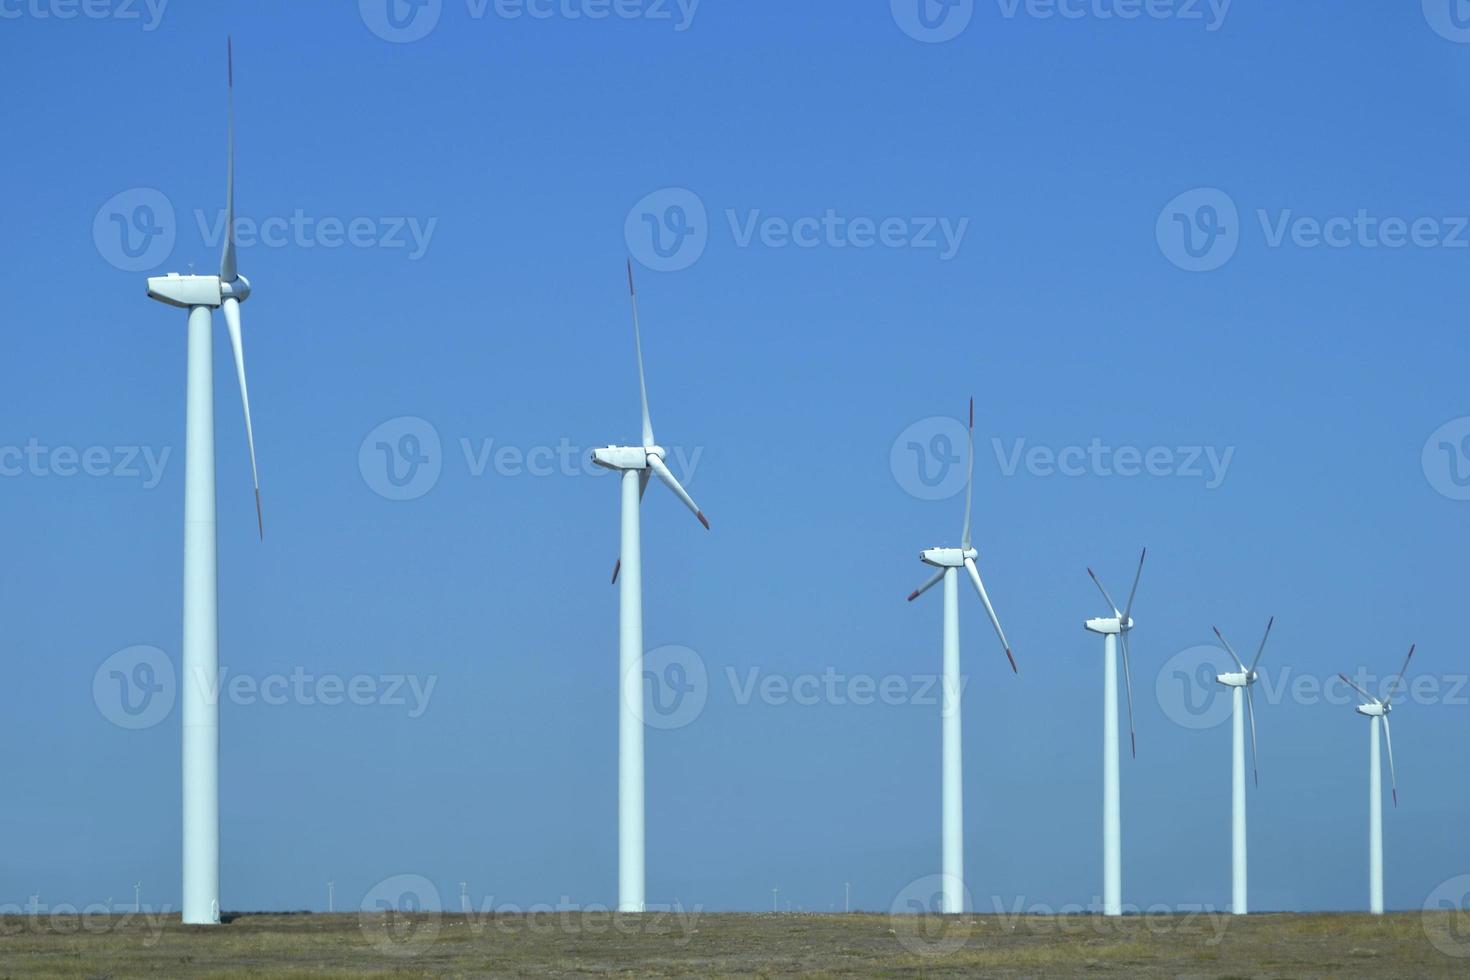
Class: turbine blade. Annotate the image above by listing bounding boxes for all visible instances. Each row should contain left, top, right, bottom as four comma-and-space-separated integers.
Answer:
1122, 547, 1146, 625
626, 260, 654, 448
220, 36, 237, 283
1245, 684, 1260, 786
906, 568, 945, 603
221, 297, 261, 538
1248, 616, 1274, 675
1120, 631, 1137, 758
1337, 673, 1379, 705
647, 454, 708, 529
609, 472, 652, 585
1087, 567, 1121, 618
964, 557, 1016, 673
1382, 716, 1399, 807
961, 398, 974, 550
1212, 626, 1247, 673
1382, 643, 1416, 705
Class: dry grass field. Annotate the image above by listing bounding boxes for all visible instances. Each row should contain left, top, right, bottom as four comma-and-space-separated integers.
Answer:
2, 909, 1468, 977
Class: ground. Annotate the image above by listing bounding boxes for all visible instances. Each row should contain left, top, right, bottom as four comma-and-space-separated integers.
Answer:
2, 909, 1468, 977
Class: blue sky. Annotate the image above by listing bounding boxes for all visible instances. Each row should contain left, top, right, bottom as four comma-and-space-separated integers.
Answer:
2, 1, 1469, 917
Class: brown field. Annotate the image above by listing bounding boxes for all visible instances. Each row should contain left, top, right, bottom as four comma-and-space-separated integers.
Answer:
2, 909, 1468, 978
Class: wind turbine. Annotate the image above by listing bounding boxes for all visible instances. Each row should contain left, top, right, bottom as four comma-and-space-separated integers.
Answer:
142, 38, 263, 926
591, 261, 710, 913
1339, 644, 1415, 915
1213, 618, 1273, 916
1084, 549, 1146, 917
906, 398, 1015, 915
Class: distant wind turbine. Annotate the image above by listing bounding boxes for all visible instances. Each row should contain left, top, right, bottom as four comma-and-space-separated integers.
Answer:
1339, 644, 1415, 915
1084, 549, 1146, 917
591, 261, 710, 912
906, 398, 1016, 914
142, 38, 264, 927
1213, 619, 1274, 915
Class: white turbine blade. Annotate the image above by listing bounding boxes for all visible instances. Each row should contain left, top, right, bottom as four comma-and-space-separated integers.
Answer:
1382, 643, 1416, 705
1087, 567, 1121, 618
626, 260, 654, 448
1120, 631, 1137, 758
964, 557, 1016, 674
221, 297, 261, 538
647, 454, 708, 530
220, 37, 237, 284
1337, 673, 1380, 705
906, 568, 945, 603
1212, 626, 1247, 673
1248, 616, 1274, 675
1245, 684, 1260, 786
610, 471, 653, 585
1382, 716, 1399, 807
1122, 547, 1146, 624
961, 398, 974, 550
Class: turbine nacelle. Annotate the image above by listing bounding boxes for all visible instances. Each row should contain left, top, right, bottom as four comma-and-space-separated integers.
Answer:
146, 273, 252, 310
1355, 701, 1388, 718
1084, 615, 1134, 636
920, 546, 976, 569
592, 445, 663, 472
1216, 670, 1256, 688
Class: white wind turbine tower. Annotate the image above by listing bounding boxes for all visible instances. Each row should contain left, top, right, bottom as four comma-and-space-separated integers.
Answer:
906, 398, 1015, 915
142, 39, 264, 926
1084, 549, 1145, 917
1339, 644, 1415, 915
1212, 619, 1273, 916
592, 261, 710, 913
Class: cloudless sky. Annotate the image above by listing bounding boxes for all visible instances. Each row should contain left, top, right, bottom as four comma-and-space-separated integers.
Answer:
2, 1, 1469, 918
